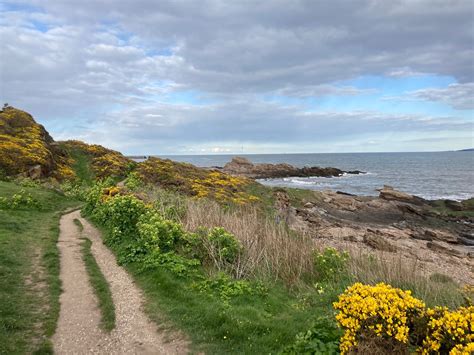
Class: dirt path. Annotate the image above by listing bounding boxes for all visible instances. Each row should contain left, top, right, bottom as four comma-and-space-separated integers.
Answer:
53, 210, 188, 354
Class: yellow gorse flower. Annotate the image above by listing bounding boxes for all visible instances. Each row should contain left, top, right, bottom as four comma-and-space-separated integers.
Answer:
333, 282, 425, 354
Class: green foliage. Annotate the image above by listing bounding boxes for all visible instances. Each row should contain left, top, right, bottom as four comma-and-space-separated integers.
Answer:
15, 177, 40, 188
124, 171, 142, 191
314, 248, 349, 282
101, 195, 148, 245
192, 272, 267, 303
60, 180, 88, 200
0, 189, 41, 210
204, 227, 242, 270
142, 250, 201, 276
137, 211, 187, 252
282, 316, 342, 355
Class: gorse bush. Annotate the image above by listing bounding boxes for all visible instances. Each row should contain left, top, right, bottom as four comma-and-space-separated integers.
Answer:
420, 305, 474, 354
333, 282, 474, 354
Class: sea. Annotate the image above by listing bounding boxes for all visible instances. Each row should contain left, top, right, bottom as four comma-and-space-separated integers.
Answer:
142, 152, 474, 201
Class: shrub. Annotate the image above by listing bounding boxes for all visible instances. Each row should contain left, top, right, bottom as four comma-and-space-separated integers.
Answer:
192, 272, 267, 303
137, 211, 187, 253
314, 247, 349, 282
203, 227, 242, 271
420, 306, 474, 354
282, 316, 342, 354
0, 189, 41, 210
124, 171, 142, 191
141, 250, 200, 276
333, 282, 425, 354
60, 180, 88, 200
100, 195, 148, 245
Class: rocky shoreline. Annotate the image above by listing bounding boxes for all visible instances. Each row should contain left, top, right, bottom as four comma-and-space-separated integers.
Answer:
217, 157, 474, 284
274, 185, 474, 284
220, 156, 364, 179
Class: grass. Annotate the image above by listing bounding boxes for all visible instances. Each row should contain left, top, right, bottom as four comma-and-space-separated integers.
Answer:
0, 181, 79, 354
430, 198, 474, 217
110, 242, 344, 354
80, 237, 116, 331
63, 145, 95, 184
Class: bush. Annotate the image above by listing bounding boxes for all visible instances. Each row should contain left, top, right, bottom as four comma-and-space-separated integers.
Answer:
282, 316, 342, 354
314, 247, 349, 282
420, 306, 474, 354
101, 195, 148, 245
192, 272, 266, 303
333, 282, 425, 354
137, 211, 187, 253
60, 180, 88, 200
203, 227, 242, 271
0, 189, 41, 210
124, 171, 142, 191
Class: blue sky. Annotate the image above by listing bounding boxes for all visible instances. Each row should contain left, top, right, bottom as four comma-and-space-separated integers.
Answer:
0, 0, 473, 154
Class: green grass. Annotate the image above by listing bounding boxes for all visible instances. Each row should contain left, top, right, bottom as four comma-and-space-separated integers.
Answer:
430, 198, 474, 218
0, 181, 80, 354
64, 145, 95, 184
80, 237, 116, 331
86, 220, 346, 355
125, 263, 341, 354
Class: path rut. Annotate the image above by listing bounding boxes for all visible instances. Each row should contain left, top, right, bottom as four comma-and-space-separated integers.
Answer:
53, 210, 188, 354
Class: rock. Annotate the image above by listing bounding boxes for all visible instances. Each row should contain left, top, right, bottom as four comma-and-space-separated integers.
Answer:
426, 242, 464, 257
336, 191, 356, 196
363, 233, 397, 252
444, 200, 464, 211
378, 186, 428, 206
222, 156, 364, 179
429, 230, 458, 243
303, 202, 314, 208
28, 164, 43, 179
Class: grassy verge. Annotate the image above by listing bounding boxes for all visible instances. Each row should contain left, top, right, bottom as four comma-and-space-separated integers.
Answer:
80, 236, 116, 331
0, 181, 79, 354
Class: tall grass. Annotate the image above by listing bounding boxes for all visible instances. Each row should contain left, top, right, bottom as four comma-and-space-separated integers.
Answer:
144, 186, 315, 284
141, 185, 464, 306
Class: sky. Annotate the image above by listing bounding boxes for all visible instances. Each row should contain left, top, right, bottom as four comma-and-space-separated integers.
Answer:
0, 0, 473, 154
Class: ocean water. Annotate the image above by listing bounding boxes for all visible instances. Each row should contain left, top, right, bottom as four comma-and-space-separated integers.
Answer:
152, 152, 474, 201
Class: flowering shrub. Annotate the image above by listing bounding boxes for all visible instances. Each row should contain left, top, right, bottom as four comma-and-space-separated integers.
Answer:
136, 158, 260, 204
333, 282, 425, 354
420, 306, 474, 354
61, 140, 133, 179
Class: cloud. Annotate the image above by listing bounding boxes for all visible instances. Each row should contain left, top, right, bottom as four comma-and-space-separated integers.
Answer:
0, 0, 473, 153
408, 83, 474, 110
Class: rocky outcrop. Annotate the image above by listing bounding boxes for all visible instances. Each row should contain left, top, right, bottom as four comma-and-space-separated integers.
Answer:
222, 156, 364, 179
378, 185, 428, 206
275, 187, 474, 284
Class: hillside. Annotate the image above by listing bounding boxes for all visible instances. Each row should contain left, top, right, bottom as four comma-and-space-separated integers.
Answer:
0, 106, 75, 180
0, 106, 132, 182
